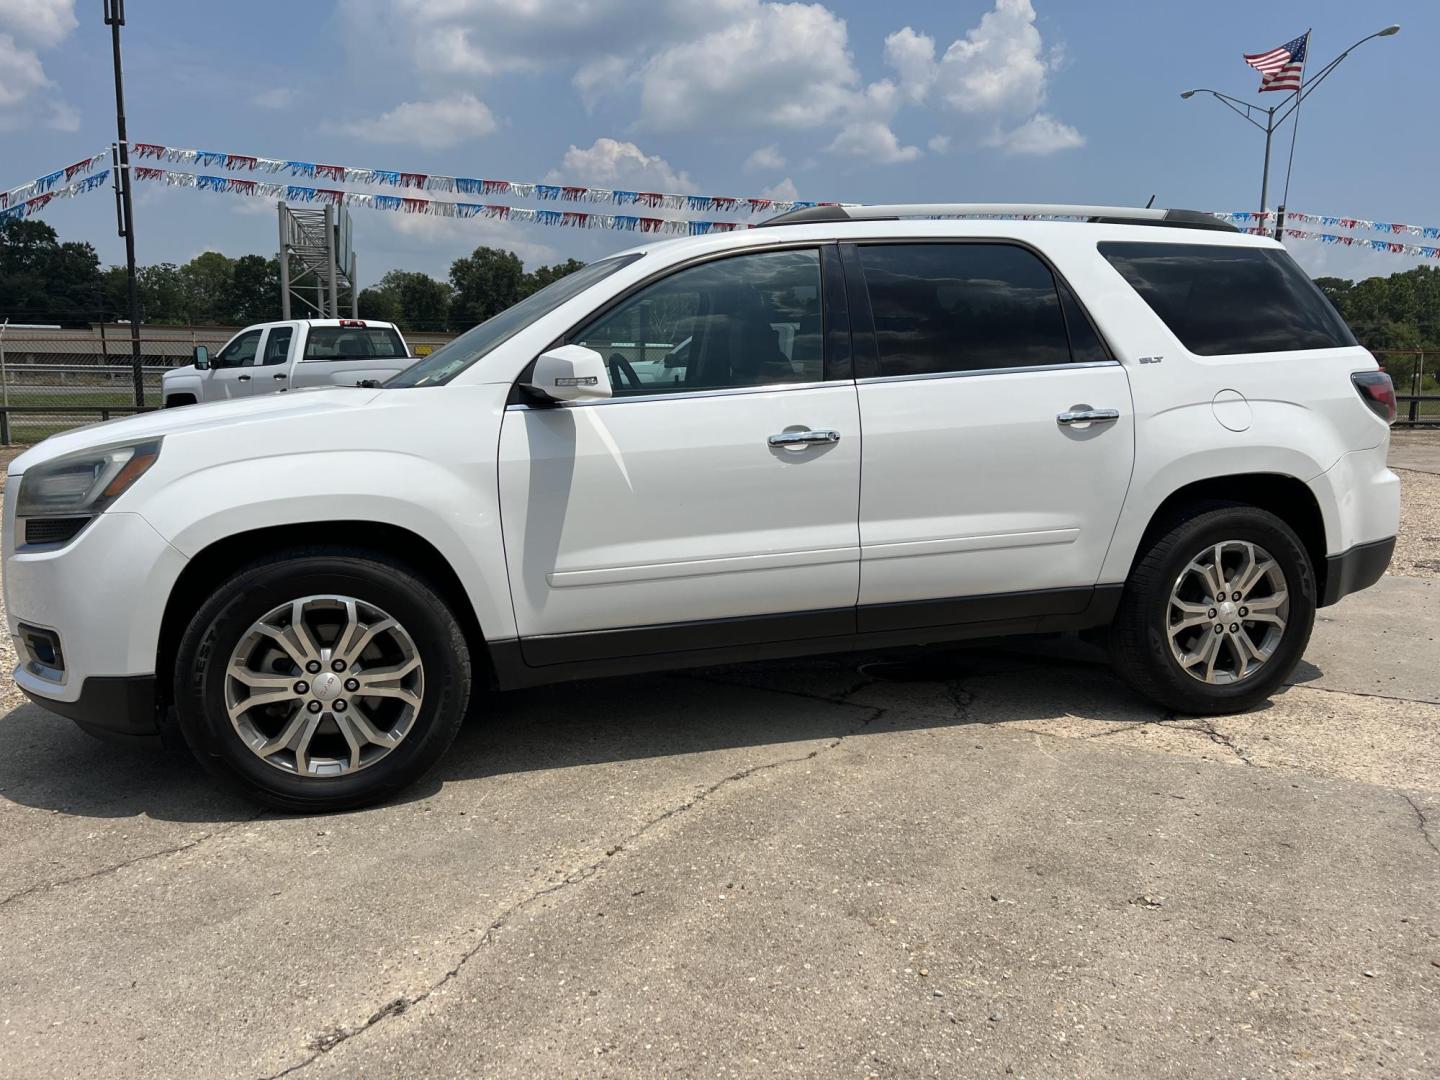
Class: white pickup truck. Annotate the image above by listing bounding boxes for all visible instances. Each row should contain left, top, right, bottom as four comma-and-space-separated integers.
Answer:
161, 319, 418, 407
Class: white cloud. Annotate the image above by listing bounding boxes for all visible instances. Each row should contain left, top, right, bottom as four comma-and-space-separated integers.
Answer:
638, 3, 860, 131
0, 0, 75, 48
760, 177, 799, 202
932, 0, 1049, 116
548, 138, 696, 193
573, 55, 630, 112
745, 145, 787, 172
884, 26, 936, 104
986, 113, 1084, 155
252, 87, 295, 110
0, 1, 76, 131
827, 120, 922, 165
927, 134, 951, 154
341, 93, 497, 149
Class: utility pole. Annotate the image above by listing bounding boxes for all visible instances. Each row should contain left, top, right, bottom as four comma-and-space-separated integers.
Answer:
104, 0, 145, 407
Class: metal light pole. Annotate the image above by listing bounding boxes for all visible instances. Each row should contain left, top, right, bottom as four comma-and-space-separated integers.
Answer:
104, 0, 145, 407
1181, 24, 1400, 239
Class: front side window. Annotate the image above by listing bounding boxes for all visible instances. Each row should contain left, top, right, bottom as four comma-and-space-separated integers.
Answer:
302, 326, 407, 362
261, 326, 293, 366
574, 249, 823, 395
857, 243, 1073, 377
214, 329, 261, 369
1099, 241, 1357, 355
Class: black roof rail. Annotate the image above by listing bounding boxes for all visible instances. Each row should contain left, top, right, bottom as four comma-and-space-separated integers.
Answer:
758, 203, 1237, 233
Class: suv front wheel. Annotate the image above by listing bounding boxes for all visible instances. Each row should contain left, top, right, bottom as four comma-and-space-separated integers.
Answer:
1109, 504, 1317, 715
174, 550, 471, 812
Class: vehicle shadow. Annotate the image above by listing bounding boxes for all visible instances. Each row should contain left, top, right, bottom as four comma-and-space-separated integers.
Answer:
0, 637, 1311, 823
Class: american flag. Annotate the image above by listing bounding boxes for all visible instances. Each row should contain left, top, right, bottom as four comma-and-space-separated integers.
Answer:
1244, 32, 1309, 93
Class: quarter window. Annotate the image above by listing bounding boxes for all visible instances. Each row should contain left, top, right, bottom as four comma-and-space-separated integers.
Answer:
574, 249, 823, 395
1099, 241, 1357, 355
856, 243, 1073, 376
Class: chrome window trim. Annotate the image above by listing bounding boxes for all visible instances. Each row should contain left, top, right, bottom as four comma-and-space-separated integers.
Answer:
506, 379, 838, 410
855, 359, 1120, 386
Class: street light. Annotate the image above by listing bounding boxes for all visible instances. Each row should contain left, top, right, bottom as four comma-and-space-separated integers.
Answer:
1181, 25, 1400, 235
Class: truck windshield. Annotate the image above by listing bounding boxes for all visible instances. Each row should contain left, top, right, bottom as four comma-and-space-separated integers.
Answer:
386, 254, 642, 388
304, 326, 408, 360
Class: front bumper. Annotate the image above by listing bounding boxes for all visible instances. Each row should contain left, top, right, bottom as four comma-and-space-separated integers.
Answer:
5, 508, 186, 736
19, 675, 161, 741
1320, 536, 1395, 607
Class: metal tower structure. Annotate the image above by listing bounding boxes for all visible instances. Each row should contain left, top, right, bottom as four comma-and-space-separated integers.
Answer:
278, 201, 359, 319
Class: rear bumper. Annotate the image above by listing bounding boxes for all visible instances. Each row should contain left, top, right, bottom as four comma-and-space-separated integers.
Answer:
1321, 536, 1395, 607
20, 674, 161, 742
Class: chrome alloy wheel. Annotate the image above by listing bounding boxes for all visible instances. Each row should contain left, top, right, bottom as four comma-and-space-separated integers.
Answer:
225, 595, 425, 777
1167, 540, 1289, 685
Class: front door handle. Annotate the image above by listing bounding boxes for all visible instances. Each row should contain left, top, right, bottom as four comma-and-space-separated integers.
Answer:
768, 429, 841, 449
1056, 408, 1119, 426
273, 372, 288, 381
237, 374, 251, 382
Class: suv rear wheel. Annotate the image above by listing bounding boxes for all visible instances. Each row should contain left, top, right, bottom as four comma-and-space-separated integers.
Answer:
1109, 504, 1316, 715
174, 550, 471, 812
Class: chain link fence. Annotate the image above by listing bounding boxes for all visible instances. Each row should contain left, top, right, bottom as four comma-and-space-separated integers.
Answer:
0, 329, 1432, 445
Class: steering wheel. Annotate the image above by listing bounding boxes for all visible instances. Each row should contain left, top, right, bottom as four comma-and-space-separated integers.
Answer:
607, 353, 642, 391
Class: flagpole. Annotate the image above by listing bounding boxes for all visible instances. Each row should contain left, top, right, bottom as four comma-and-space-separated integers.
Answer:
1275, 30, 1312, 240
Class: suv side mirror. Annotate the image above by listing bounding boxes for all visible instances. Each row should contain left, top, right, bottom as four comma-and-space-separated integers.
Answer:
523, 345, 612, 403
193, 345, 210, 371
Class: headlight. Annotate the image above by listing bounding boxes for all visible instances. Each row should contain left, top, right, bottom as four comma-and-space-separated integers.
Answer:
15, 440, 163, 519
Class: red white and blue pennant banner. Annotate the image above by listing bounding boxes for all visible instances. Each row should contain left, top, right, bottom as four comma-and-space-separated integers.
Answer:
132, 168, 750, 236
0, 170, 111, 224
1219, 210, 1440, 240
130, 142, 820, 217
2, 151, 108, 211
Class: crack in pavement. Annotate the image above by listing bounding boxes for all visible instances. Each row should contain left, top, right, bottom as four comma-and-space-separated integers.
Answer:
1401, 793, 1439, 858
1284, 682, 1439, 708
0, 810, 267, 912
259, 695, 887, 1080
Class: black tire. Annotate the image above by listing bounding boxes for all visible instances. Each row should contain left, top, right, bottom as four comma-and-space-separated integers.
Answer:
1108, 503, 1316, 715
174, 549, 471, 813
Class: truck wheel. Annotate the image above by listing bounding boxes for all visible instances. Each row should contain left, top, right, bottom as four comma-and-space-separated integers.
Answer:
1108, 504, 1316, 715
174, 550, 471, 812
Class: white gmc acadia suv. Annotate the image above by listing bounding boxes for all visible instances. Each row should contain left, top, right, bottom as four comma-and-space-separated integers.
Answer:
3, 203, 1400, 812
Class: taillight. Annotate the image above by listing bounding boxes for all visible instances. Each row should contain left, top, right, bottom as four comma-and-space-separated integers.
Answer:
1351, 371, 1396, 425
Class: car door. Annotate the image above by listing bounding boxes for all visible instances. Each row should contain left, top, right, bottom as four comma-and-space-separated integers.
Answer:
208, 327, 264, 399
498, 245, 862, 666
256, 324, 295, 394
843, 240, 1135, 630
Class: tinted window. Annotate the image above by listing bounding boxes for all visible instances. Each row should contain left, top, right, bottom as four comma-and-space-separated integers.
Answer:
1099, 242, 1357, 355
1056, 278, 1112, 364
214, 329, 261, 369
575, 249, 823, 395
262, 326, 293, 366
303, 326, 407, 362
857, 243, 1072, 376
389, 255, 640, 388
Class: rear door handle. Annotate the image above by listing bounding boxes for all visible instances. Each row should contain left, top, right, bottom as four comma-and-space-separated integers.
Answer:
1056, 408, 1119, 426
273, 372, 288, 380
237, 374, 251, 382
768, 429, 841, 449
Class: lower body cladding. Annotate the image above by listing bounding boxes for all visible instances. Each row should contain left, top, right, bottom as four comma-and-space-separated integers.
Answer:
5, 522, 1395, 743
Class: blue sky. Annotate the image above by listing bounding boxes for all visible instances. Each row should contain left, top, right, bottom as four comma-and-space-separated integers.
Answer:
3, 0, 1433, 289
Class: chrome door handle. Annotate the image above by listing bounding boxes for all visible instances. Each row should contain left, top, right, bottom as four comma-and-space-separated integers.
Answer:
768, 429, 841, 449
1056, 408, 1119, 426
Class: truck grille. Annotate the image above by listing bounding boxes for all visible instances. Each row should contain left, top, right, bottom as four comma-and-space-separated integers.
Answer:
24, 517, 91, 546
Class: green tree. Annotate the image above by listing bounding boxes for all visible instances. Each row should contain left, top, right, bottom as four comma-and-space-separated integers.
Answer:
0, 218, 103, 324
357, 285, 400, 324
231, 254, 281, 324
356, 270, 451, 330
449, 246, 525, 331
180, 251, 237, 325
521, 258, 586, 299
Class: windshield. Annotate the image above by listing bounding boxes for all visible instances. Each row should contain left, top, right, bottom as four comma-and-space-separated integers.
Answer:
386, 254, 643, 387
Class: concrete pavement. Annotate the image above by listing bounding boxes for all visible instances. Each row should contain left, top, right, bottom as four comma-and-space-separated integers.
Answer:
1, 574, 1436, 1079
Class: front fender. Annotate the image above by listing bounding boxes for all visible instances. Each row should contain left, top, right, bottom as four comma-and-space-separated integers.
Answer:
136, 449, 516, 642
162, 373, 203, 402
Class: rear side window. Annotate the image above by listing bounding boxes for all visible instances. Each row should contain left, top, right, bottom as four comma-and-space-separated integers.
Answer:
303, 326, 407, 362
855, 243, 1074, 376
1099, 241, 1356, 355
262, 326, 293, 366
